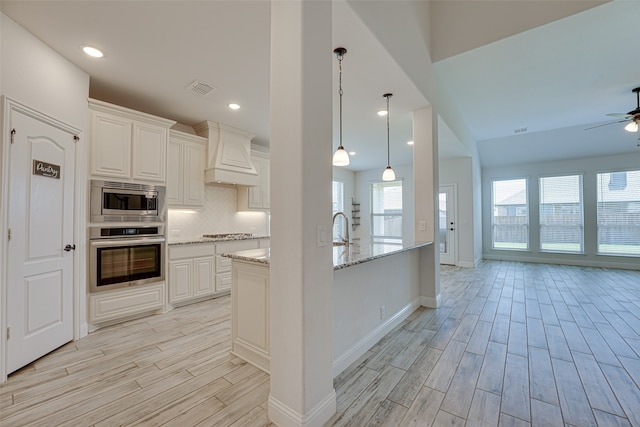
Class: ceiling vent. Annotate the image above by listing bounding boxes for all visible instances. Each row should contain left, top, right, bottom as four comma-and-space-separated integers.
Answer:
186, 80, 216, 97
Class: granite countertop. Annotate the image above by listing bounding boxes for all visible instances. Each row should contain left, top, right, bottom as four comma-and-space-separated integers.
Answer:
168, 233, 270, 246
221, 240, 433, 270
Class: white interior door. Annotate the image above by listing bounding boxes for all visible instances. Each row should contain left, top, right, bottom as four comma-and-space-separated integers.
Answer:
6, 108, 76, 374
439, 185, 456, 265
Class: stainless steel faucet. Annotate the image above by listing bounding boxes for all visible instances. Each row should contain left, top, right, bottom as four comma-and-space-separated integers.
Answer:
332, 211, 349, 246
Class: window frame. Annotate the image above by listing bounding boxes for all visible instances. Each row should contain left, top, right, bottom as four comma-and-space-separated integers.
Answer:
596, 169, 640, 257
370, 180, 403, 242
491, 177, 529, 251
538, 174, 584, 254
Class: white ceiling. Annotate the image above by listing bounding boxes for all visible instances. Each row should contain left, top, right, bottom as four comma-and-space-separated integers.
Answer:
2, 1, 639, 171
433, 0, 640, 167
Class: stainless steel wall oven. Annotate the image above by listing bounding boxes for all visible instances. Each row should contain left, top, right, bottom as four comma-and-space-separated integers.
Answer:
90, 180, 166, 223
89, 226, 165, 292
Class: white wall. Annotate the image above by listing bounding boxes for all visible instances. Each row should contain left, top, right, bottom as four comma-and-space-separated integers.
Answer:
1, 14, 89, 129
353, 163, 415, 242
167, 184, 269, 241
1, 13, 91, 373
333, 248, 420, 376
482, 151, 640, 269
472, 152, 483, 265
440, 157, 477, 267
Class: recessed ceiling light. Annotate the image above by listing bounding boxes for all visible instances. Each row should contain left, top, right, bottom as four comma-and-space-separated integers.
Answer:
82, 46, 104, 58
228, 103, 241, 110
377, 110, 387, 116
348, 151, 356, 155
407, 140, 414, 146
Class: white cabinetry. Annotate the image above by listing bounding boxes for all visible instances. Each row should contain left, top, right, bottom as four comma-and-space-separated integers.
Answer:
232, 259, 270, 373
89, 282, 165, 327
238, 151, 270, 211
89, 98, 175, 184
215, 240, 260, 293
168, 243, 215, 305
167, 130, 206, 208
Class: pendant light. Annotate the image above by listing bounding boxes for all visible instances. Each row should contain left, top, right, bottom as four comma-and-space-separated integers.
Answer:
382, 93, 396, 181
332, 47, 350, 166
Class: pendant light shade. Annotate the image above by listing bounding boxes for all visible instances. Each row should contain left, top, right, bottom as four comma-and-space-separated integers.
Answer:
333, 146, 350, 166
625, 120, 639, 132
382, 166, 396, 181
382, 93, 395, 181
333, 47, 350, 166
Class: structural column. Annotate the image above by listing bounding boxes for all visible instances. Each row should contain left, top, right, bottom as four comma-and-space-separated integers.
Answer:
413, 106, 440, 308
268, 1, 336, 426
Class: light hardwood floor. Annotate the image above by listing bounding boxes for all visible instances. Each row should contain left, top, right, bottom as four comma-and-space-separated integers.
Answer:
1, 261, 640, 426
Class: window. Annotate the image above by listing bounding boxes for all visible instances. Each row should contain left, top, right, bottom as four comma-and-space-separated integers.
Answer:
371, 181, 402, 243
492, 178, 528, 250
332, 181, 345, 241
539, 175, 584, 253
597, 170, 640, 256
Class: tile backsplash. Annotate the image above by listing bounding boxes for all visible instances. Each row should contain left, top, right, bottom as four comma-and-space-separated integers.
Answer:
167, 185, 268, 240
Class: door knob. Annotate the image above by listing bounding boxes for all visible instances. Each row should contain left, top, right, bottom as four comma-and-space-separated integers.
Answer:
64, 244, 76, 252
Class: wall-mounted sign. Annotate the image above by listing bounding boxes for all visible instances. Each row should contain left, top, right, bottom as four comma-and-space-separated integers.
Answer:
33, 160, 60, 179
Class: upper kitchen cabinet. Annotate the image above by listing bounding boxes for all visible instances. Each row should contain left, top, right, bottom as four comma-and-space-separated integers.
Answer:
167, 130, 206, 208
89, 99, 175, 184
238, 151, 270, 211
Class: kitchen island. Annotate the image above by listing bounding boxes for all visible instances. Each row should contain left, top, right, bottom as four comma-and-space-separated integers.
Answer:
223, 239, 433, 376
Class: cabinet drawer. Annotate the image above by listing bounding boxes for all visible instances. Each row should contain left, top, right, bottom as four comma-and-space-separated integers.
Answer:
215, 240, 259, 255
169, 243, 214, 260
216, 255, 232, 272
89, 283, 164, 324
216, 272, 232, 293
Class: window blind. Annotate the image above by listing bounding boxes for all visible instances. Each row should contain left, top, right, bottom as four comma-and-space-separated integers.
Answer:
539, 175, 583, 253
597, 170, 640, 256
492, 178, 528, 250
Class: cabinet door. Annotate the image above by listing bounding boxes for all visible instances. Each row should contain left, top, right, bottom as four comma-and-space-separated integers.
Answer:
169, 259, 193, 303
166, 140, 184, 206
262, 158, 270, 209
90, 111, 131, 179
132, 121, 167, 183
247, 158, 262, 208
183, 142, 205, 207
193, 256, 215, 297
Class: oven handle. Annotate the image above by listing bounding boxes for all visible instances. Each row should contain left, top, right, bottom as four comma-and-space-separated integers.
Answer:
90, 237, 166, 247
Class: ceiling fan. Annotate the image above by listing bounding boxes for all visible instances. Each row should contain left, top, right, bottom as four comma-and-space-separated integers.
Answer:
586, 86, 640, 132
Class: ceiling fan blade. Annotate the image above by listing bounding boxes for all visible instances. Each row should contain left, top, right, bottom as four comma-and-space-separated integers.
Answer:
606, 113, 633, 118
585, 119, 628, 130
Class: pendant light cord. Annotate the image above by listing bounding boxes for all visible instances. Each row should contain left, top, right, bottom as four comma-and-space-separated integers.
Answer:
386, 94, 391, 167
338, 52, 344, 149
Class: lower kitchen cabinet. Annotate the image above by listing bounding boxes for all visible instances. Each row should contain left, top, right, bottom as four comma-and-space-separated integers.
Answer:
168, 243, 215, 305
215, 240, 260, 293
89, 282, 165, 327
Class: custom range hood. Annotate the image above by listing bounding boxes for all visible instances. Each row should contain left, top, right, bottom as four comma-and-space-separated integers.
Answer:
193, 121, 258, 186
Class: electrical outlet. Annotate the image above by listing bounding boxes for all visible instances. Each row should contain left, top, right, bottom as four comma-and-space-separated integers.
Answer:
380, 305, 386, 320
419, 220, 426, 231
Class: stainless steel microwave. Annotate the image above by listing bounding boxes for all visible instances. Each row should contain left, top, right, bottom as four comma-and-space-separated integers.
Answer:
90, 180, 166, 223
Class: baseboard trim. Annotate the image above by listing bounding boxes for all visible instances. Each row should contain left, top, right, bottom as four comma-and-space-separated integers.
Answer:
332, 298, 420, 377
457, 260, 475, 268
482, 253, 640, 271
420, 294, 440, 308
268, 388, 336, 427
79, 322, 88, 339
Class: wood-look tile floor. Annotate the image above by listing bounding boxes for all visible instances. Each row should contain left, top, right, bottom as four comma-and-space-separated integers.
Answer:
2, 261, 640, 426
